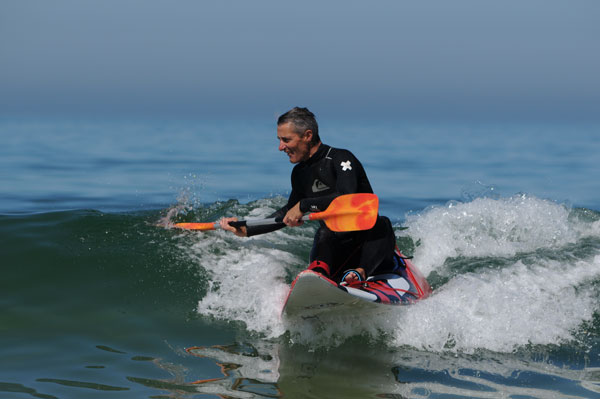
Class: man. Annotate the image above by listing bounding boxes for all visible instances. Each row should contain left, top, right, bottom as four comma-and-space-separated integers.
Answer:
220, 107, 399, 284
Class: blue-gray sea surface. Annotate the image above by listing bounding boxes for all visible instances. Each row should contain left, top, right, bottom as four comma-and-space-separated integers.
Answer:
1, 118, 599, 398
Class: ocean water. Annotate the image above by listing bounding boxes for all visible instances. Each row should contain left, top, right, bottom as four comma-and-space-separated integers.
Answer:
1, 118, 600, 399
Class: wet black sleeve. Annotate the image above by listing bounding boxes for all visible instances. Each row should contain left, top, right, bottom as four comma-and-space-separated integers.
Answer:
246, 183, 303, 237
245, 208, 286, 237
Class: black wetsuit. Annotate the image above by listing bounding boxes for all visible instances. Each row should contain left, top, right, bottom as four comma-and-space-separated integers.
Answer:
247, 144, 397, 281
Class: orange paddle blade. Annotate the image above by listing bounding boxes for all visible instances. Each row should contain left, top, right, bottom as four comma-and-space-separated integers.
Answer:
309, 193, 378, 232
174, 222, 217, 231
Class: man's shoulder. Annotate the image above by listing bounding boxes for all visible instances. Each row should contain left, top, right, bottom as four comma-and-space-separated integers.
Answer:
325, 146, 358, 161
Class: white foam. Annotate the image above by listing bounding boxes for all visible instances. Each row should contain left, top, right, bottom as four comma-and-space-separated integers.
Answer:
388, 196, 600, 352
390, 254, 599, 352
178, 198, 312, 338
400, 195, 588, 274
196, 242, 292, 338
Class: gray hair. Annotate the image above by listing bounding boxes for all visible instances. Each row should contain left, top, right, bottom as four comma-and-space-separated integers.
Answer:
277, 107, 320, 144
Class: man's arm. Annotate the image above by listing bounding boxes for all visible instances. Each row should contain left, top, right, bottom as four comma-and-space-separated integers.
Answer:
245, 185, 304, 236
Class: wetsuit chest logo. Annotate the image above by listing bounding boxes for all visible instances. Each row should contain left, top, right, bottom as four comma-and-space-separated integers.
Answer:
312, 179, 330, 193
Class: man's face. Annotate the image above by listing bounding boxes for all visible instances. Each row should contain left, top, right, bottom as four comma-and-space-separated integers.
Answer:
277, 122, 313, 163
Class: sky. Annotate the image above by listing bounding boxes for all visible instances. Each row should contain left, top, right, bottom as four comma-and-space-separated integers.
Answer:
1, 0, 599, 122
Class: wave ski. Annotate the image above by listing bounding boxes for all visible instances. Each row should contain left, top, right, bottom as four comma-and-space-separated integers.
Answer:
282, 248, 432, 318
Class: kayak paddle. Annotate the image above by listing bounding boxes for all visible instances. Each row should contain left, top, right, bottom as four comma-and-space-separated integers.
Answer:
174, 193, 379, 232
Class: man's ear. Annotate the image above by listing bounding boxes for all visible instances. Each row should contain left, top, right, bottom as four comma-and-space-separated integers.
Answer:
303, 129, 313, 142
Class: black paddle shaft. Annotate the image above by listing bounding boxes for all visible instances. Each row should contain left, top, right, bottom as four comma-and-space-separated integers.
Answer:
228, 217, 286, 229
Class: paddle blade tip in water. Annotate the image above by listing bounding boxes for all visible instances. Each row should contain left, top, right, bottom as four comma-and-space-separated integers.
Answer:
173, 222, 217, 231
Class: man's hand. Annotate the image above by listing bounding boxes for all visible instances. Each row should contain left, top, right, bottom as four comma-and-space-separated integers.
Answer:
219, 217, 248, 237
283, 202, 304, 227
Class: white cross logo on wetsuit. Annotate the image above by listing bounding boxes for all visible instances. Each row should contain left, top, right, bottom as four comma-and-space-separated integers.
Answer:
341, 160, 352, 171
